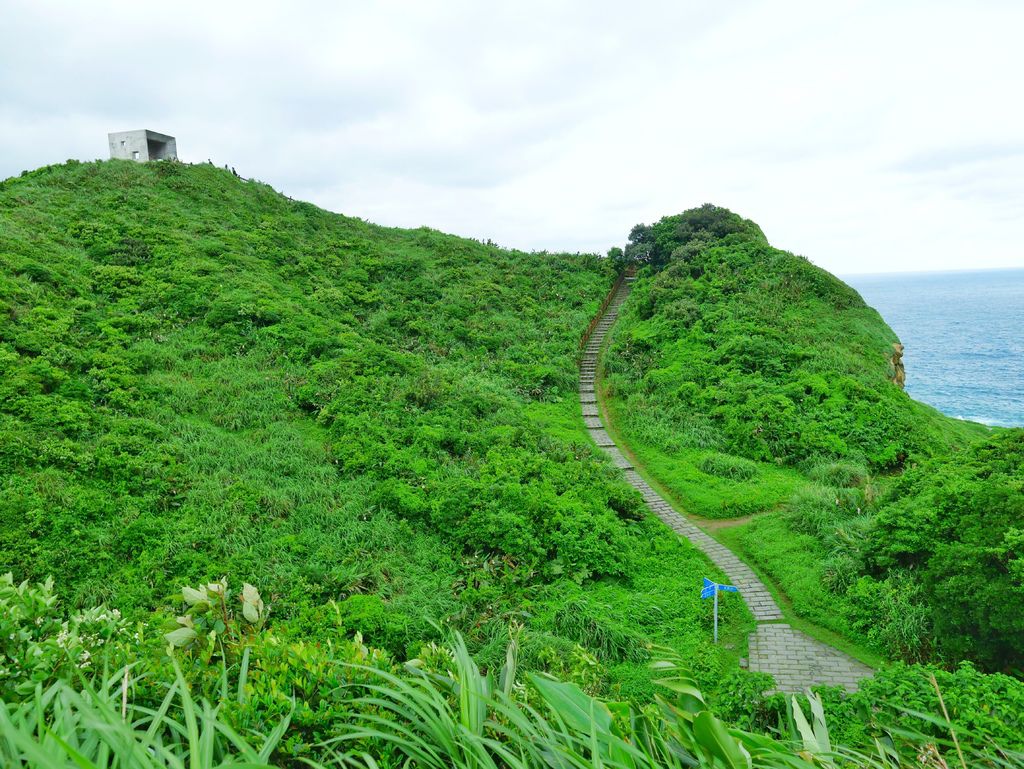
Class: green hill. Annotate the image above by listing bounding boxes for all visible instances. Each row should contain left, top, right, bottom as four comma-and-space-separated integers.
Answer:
602, 205, 1019, 669
3, 165, 1023, 761
0, 160, 743, 698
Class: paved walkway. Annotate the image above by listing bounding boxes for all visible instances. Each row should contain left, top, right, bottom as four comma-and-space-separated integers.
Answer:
580, 276, 873, 693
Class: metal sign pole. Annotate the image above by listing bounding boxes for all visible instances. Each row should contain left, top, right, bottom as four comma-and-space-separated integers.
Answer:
701, 577, 737, 645
713, 584, 719, 644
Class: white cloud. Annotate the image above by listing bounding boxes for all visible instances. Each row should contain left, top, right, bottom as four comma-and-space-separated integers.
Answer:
1, 0, 1021, 273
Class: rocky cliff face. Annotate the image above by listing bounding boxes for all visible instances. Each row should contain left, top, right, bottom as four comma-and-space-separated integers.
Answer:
890, 342, 906, 388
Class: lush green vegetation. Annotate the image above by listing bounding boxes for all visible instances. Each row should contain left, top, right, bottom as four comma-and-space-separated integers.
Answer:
602, 205, 1020, 675
865, 430, 1024, 669
4, 574, 1024, 767
3, 164, 1022, 763
0, 160, 751, 707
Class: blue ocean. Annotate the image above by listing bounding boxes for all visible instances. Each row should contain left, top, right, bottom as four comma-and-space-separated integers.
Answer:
845, 268, 1023, 428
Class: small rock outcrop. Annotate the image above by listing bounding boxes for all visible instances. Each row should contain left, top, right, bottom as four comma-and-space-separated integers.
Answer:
890, 342, 906, 388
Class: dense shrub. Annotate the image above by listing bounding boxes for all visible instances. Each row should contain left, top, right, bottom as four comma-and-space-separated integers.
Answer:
827, 662, 1024, 751
605, 208, 982, 474
0, 573, 128, 699
601, 205, 1014, 670
846, 573, 931, 662
866, 430, 1024, 669
0, 160, 628, 617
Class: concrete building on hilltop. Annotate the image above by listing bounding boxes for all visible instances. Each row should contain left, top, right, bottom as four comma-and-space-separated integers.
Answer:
108, 129, 177, 162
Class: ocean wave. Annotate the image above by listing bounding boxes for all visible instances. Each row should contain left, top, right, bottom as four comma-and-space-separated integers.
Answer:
953, 414, 1021, 428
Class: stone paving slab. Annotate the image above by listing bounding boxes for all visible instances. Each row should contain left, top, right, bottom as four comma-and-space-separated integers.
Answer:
578, 276, 872, 694
602, 446, 634, 469
747, 624, 872, 692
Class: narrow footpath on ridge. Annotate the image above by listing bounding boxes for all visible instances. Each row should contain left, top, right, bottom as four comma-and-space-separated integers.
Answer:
580, 274, 873, 693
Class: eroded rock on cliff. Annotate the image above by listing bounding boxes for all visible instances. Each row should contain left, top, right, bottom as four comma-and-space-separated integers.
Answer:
890, 342, 906, 388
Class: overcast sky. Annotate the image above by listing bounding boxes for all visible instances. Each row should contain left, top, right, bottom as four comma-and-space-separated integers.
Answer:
2, 1, 1022, 274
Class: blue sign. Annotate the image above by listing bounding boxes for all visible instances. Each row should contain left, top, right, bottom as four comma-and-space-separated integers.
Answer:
701, 577, 738, 598
701, 577, 739, 644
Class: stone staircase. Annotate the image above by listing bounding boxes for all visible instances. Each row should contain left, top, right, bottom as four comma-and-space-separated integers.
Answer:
579, 275, 873, 692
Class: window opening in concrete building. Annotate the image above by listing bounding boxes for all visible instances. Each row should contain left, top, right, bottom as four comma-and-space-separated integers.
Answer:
132, 151, 140, 160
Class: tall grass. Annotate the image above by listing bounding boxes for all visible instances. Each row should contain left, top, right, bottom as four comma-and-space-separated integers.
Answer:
4, 635, 1022, 768
0, 666, 290, 768
328, 634, 1024, 769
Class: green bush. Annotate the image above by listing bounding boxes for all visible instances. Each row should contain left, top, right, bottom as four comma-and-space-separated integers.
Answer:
846, 573, 931, 662
330, 594, 411, 656
698, 452, 758, 481
828, 661, 1024, 752
806, 459, 870, 488
866, 430, 1024, 668
552, 597, 649, 663
709, 670, 785, 732
0, 573, 128, 699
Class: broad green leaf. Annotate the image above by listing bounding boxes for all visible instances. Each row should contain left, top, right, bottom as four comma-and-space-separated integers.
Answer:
529, 673, 613, 734
791, 695, 823, 753
693, 710, 751, 769
164, 626, 198, 647
808, 692, 832, 753
242, 601, 259, 623
182, 586, 208, 606
651, 660, 706, 712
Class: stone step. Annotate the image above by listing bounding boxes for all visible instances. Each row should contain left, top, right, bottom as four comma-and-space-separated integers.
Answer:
602, 446, 633, 469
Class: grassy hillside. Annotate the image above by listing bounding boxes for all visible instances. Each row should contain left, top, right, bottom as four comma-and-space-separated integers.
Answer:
602, 206, 1019, 668
0, 160, 745, 699
3, 166, 1024, 763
